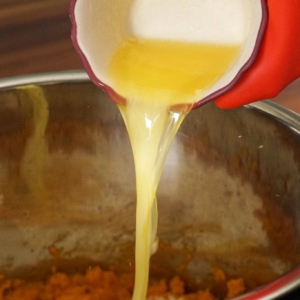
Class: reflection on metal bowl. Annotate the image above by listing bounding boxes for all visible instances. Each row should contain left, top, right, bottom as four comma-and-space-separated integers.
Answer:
0, 71, 299, 299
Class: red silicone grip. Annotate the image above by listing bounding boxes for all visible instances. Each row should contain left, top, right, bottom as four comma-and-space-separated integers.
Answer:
214, 0, 300, 109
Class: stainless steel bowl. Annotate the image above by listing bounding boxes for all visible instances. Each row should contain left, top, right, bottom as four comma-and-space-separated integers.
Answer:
0, 71, 299, 299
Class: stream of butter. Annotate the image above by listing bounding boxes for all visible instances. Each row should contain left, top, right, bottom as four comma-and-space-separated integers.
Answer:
108, 37, 240, 300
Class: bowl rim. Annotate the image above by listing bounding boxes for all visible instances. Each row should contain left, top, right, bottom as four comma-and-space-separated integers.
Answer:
0, 70, 299, 132
0, 70, 300, 299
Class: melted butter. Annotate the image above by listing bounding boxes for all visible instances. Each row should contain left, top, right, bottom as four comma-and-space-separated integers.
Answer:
108, 38, 240, 105
118, 102, 189, 300
20, 86, 49, 198
108, 38, 241, 300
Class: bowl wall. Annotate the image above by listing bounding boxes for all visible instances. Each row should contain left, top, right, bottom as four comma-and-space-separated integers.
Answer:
0, 72, 300, 298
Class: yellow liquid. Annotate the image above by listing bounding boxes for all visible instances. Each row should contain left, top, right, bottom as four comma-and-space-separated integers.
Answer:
20, 86, 49, 199
108, 38, 240, 300
109, 38, 240, 105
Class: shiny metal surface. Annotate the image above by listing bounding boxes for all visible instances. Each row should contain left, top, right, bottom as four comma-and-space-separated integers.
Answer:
0, 71, 299, 299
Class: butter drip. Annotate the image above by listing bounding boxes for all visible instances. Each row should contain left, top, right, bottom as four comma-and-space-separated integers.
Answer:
108, 38, 241, 300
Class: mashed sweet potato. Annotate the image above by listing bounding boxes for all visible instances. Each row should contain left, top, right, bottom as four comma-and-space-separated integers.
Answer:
0, 266, 245, 300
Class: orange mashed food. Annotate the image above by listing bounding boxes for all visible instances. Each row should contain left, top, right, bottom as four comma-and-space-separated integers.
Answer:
0, 266, 245, 300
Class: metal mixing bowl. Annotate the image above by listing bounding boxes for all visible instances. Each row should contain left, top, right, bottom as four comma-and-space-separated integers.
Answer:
0, 71, 299, 299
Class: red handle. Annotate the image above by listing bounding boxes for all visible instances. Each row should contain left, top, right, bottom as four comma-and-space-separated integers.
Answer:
214, 0, 300, 109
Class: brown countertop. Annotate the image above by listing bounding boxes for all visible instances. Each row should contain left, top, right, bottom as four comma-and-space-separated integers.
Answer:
0, 0, 299, 113
0, 0, 82, 77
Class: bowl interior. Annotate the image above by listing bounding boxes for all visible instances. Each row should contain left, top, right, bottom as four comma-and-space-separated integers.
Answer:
0, 78, 300, 296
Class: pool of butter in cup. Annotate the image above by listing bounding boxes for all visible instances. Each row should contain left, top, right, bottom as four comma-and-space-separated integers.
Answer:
108, 37, 241, 300
108, 38, 241, 105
